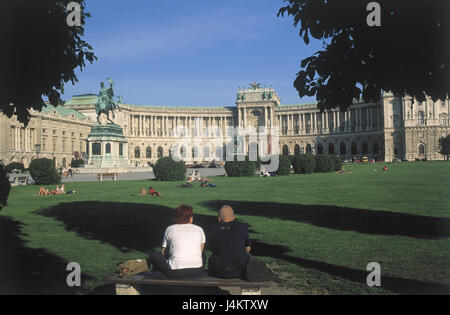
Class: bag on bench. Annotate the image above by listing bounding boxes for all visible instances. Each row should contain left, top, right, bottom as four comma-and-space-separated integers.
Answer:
117, 259, 149, 278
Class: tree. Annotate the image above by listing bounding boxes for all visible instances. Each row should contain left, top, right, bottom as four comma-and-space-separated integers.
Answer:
278, 0, 449, 111
438, 135, 450, 160
0, 0, 96, 125
29, 158, 61, 185
152, 157, 186, 181
0, 164, 11, 211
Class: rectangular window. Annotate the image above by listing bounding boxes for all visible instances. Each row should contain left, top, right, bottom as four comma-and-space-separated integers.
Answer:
119, 143, 123, 156
92, 143, 101, 156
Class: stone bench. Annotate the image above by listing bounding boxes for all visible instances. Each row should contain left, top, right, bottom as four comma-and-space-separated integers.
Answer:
104, 273, 274, 295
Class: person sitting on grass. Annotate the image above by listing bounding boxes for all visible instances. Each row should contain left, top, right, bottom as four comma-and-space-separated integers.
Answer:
139, 188, 147, 196
147, 204, 207, 279
207, 205, 278, 282
148, 187, 161, 196
382, 165, 389, 171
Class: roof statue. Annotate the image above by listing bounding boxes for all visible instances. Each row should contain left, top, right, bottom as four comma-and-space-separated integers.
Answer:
249, 81, 261, 90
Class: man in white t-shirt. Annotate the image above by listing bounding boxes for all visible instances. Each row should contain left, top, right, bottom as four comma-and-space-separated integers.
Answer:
148, 205, 207, 279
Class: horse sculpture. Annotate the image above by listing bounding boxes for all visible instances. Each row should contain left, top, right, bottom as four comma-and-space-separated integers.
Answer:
95, 78, 122, 124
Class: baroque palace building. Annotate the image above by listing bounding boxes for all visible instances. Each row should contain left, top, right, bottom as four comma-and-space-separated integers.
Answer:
1, 83, 449, 168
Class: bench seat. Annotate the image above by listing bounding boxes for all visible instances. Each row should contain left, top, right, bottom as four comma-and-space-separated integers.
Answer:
104, 273, 274, 295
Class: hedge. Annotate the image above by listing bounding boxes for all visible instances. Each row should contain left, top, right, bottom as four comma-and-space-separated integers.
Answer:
291, 154, 316, 174
29, 158, 61, 185
276, 155, 292, 176
71, 159, 85, 168
315, 154, 334, 173
0, 164, 11, 210
152, 157, 186, 181
224, 155, 256, 177
330, 155, 342, 171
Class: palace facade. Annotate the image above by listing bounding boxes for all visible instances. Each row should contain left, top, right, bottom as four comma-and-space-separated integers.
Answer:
1, 84, 449, 168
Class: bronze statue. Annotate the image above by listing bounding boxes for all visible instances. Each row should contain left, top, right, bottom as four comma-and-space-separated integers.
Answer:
95, 78, 122, 124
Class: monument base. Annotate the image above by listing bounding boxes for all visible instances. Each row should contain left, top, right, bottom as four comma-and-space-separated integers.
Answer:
86, 123, 131, 171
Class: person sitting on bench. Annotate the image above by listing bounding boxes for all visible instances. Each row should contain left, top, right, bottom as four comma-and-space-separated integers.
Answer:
147, 205, 206, 279
148, 187, 161, 196
207, 205, 277, 282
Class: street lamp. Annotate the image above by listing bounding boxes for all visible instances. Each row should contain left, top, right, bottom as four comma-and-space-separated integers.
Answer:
35, 144, 41, 158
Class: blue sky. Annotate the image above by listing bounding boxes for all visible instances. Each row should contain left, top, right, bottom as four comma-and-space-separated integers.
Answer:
62, 0, 322, 107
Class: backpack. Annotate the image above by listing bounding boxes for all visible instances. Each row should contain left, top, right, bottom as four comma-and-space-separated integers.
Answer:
117, 259, 149, 278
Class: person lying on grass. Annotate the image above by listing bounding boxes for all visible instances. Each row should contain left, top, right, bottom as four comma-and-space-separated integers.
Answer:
148, 187, 161, 196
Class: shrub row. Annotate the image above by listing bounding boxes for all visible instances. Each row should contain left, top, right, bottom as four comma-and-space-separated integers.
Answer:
29, 158, 61, 185
291, 154, 341, 174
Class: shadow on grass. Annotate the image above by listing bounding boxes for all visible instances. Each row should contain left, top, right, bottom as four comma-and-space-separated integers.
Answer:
251, 240, 450, 295
0, 215, 91, 295
37, 201, 218, 254
37, 201, 231, 294
202, 200, 450, 239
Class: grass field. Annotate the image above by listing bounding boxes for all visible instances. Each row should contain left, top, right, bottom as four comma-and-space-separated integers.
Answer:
1, 161, 449, 295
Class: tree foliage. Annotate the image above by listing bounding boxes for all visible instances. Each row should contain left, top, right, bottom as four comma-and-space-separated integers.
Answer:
5, 162, 25, 173
278, 0, 449, 111
152, 157, 186, 181
0, 0, 96, 125
438, 134, 450, 160
0, 164, 11, 211
29, 158, 61, 185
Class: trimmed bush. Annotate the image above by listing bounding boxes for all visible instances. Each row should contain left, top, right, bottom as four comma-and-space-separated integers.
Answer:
152, 157, 186, 181
224, 156, 256, 177
330, 155, 342, 171
291, 154, 316, 174
276, 155, 292, 176
5, 162, 25, 173
315, 154, 334, 173
29, 158, 61, 185
0, 164, 11, 211
71, 159, 85, 168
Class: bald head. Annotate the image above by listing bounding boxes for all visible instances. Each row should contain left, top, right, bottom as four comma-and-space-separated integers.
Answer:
218, 205, 235, 222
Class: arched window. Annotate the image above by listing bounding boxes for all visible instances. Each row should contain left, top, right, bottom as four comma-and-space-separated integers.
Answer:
180, 146, 186, 158
328, 143, 335, 155
340, 143, 346, 155
204, 147, 210, 160
134, 146, 140, 158
351, 142, 357, 155
282, 145, 289, 155
157, 146, 163, 158
106, 143, 111, 154
440, 114, 448, 126
418, 143, 426, 155
362, 142, 368, 155
316, 143, 323, 154
146, 147, 152, 158
306, 144, 312, 154
294, 144, 300, 155
373, 142, 379, 154
192, 146, 199, 160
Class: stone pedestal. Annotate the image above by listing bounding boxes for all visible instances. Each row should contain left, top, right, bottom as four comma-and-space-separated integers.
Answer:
86, 124, 130, 168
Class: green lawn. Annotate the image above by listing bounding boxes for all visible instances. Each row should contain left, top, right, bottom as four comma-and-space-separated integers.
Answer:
1, 161, 449, 294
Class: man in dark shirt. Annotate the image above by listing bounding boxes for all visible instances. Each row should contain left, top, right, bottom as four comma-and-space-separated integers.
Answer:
207, 205, 251, 279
